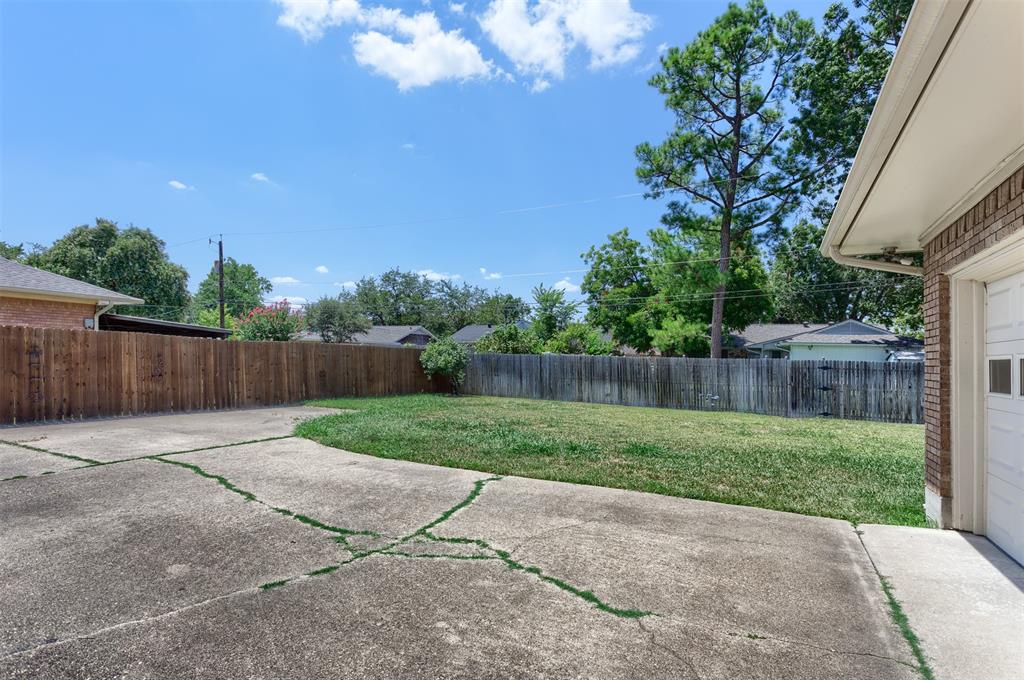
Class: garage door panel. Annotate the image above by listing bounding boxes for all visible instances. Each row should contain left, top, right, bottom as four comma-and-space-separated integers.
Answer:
986, 474, 1024, 565
985, 269, 1024, 566
986, 407, 1024, 488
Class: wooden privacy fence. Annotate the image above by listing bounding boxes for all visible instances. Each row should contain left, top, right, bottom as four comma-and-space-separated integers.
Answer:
0, 325, 442, 425
464, 353, 924, 424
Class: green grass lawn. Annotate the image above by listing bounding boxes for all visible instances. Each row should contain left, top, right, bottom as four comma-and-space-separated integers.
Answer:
298, 394, 926, 526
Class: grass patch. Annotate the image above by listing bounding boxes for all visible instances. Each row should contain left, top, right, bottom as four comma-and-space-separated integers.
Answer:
299, 394, 926, 526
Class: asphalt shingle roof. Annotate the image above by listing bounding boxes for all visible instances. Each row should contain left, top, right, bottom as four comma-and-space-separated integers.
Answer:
0, 257, 143, 305
729, 323, 828, 347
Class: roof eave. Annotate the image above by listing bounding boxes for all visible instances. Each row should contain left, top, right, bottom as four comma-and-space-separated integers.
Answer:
0, 286, 144, 306
821, 0, 969, 260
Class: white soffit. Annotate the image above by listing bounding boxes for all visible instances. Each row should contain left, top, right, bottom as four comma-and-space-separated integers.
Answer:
824, 0, 1024, 257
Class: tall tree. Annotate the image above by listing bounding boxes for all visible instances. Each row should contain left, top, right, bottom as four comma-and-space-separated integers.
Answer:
353, 269, 435, 327
305, 293, 371, 343
474, 292, 531, 327
192, 257, 272, 320
636, 0, 813, 357
793, 0, 914, 220
27, 219, 190, 320
581, 229, 658, 352
426, 280, 488, 338
782, 0, 920, 335
531, 284, 580, 341
770, 222, 922, 335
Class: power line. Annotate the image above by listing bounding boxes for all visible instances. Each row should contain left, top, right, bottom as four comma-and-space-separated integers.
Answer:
166, 191, 649, 247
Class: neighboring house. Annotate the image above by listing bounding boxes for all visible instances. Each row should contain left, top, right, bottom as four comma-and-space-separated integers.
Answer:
98, 314, 231, 339
727, 323, 827, 358
298, 325, 435, 347
780, 320, 923, 362
451, 321, 529, 346
820, 1, 1023, 562
0, 256, 143, 330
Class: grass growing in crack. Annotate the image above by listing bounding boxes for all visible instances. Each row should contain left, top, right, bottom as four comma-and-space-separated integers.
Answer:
259, 579, 290, 590
155, 457, 258, 501
0, 439, 101, 466
413, 475, 502, 537
856, 528, 935, 680
299, 395, 926, 526
877, 576, 935, 680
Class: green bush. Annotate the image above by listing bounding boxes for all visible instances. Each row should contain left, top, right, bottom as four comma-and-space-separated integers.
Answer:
544, 323, 614, 355
419, 337, 469, 393
473, 324, 543, 354
651, 317, 708, 357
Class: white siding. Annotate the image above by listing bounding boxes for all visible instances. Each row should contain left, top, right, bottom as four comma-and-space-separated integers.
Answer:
787, 344, 890, 362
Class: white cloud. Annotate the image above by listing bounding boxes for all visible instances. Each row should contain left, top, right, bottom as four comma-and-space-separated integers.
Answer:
401, 142, 416, 151
168, 180, 194, 190
449, 2, 465, 14
417, 268, 461, 282
271, 276, 301, 284
479, 0, 651, 90
479, 267, 503, 280
657, 42, 669, 54
334, 280, 357, 289
277, 1, 492, 90
353, 10, 494, 90
315, 265, 329, 274
553, 277, 580, 293
275, 0, 362, 42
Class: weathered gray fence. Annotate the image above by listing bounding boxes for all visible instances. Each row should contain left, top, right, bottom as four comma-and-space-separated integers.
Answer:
463, 354, 924, 424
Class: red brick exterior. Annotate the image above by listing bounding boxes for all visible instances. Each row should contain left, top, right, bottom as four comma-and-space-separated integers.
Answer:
922, 165, 1024, 503
0, 296, 96, 330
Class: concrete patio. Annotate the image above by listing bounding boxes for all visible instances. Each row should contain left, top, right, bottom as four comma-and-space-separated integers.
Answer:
1, 407, 1019, 679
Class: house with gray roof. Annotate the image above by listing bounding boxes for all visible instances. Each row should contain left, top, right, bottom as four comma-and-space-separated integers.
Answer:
298, 325, 434, 347
727, 323, 828, 358
0, 256, 143, 331
451, 321, 529, 346
779, 320, 923, 362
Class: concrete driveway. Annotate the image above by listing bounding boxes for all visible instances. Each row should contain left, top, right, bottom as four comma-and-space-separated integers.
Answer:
0, 407, 1016, 679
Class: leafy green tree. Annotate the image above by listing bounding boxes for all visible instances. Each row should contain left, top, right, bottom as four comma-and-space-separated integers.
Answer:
354, 269, 436, 327
27, 219, 190, 320
792, 0, 914, 220
544, 324, 614, 356
193, 257, 272, 320
648, 221, 772, 337
194, 307, 237, 331
770, 222, 923, 334
651, 318, 710, 357
419, 337, 469, 394
0, 241, 36, 261
581, 229, 658, 353
474, 292, 531, 326
473, 324, 543, 354
426, 280, 488, 338
531, 284, 580, 341
234, 301, 304, 341
305, 294, 371, 343
636, 0, 813, 357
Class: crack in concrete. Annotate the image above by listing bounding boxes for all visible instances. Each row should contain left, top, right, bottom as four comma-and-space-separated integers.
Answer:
853, 525, 936, 680
0, 439, 101, 466
638, 619, 703, 680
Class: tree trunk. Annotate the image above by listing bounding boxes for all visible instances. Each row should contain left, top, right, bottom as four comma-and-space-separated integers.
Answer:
710, 217, 731, 358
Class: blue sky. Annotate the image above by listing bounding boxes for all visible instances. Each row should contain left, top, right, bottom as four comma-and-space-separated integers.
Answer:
1, 0, 829, 309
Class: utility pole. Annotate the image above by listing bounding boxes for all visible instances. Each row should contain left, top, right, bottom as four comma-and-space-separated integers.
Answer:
210, 235, 225, 329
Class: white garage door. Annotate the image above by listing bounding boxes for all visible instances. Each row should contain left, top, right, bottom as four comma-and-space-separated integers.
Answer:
985, 269, 1024, 565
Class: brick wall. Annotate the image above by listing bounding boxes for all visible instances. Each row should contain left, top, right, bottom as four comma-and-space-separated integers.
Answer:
922, 164, 1024, 509
0, 296, 96, 330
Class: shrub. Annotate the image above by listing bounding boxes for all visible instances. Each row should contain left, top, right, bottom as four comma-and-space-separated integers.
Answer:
544, 323, 614, 355
234, 301, 304, 341
474, 324, 543, 354
419, 337, 469, 393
